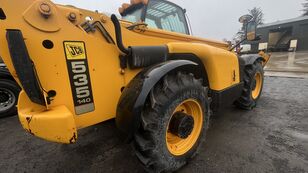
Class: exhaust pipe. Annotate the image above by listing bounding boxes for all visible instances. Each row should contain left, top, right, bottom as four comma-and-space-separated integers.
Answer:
111, 14, 130, 55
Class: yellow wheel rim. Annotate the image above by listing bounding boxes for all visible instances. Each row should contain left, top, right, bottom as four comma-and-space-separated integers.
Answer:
252, 72, 262, 99
166, 99, 203, 156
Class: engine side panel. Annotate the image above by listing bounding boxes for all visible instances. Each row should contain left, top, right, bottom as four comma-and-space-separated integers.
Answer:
167, 43, 240, 91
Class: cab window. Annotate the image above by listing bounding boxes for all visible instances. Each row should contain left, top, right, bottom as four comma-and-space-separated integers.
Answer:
122, 4, 144, 23
145, 0, 189, 34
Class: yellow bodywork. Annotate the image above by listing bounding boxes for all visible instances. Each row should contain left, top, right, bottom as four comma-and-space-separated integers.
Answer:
18, 91, 77, 143
258, 51, 271, 66
168, 43, 239, 90
0, 0, 239, 143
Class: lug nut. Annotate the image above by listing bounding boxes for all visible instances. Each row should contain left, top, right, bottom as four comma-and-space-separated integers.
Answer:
68, 12, 77, 21
39, 2, 52, 18
100, 15, 107, 23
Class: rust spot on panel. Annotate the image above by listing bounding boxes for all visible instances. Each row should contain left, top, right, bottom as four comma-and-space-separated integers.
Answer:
24, 128, 34, 135
69, 132, 77, 144
28, 129, 34, 135
25, 116, 34, 135
26, 116, 32, 124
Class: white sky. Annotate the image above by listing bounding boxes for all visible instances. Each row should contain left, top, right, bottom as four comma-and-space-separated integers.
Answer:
52, 0, 304, 41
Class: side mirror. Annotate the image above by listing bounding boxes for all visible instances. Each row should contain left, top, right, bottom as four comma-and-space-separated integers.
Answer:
246, 21, 257, 41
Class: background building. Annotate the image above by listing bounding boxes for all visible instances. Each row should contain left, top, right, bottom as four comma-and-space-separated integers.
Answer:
244, 16, 308, 53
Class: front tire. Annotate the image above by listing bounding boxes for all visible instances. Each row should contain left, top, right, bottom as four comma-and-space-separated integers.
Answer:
0, 79, 20, 118
133, 72, 210, 172
235, 60, 264, 110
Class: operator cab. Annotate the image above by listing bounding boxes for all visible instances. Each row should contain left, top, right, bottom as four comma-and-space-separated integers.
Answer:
119, 0, 190, 35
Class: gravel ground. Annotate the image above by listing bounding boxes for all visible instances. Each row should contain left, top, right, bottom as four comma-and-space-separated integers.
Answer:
0, 77, 307, 173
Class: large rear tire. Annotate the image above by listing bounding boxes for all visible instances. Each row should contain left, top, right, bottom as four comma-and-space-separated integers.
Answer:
235, 60, 264, 110
133, 72, 210, 172
0, 79, 20, 118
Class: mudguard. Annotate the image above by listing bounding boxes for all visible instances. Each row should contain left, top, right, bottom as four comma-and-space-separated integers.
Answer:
239, 54, 264, 66
6, 30, 45, 106
116, 60, 199, 141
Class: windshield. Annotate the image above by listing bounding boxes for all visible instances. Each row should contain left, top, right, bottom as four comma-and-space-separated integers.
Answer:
145, 0, 189, 34
121, 0, 189, 35
122, 5, 144, 23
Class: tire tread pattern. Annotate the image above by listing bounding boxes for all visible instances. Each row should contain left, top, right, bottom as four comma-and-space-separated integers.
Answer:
133, 72, 210, 173
235, 61, 264, 110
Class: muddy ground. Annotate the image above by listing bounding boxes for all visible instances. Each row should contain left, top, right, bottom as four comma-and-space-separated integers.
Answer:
0, 76, 307, 173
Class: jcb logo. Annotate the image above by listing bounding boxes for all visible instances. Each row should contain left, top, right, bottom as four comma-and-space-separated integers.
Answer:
64, 42, 86, 60
66, 44, 84, 57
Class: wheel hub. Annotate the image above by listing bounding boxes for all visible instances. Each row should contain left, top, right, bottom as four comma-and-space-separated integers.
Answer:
0, 88, 15, 112
169, 112, 194, 139
166, 99, 203, 156
0, 91, 10, 103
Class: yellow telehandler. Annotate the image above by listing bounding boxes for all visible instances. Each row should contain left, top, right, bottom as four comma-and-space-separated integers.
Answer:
0, 0, 269, 172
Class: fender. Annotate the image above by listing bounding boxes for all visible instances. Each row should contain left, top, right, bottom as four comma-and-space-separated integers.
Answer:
238, 54, 264, 81
169, 53, 209, 86
6, 30, 45, 105
239, 54, 264, 66
116, 60, 200, 141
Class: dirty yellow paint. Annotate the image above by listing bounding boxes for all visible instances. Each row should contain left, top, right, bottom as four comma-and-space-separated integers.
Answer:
0, 0, 240, 143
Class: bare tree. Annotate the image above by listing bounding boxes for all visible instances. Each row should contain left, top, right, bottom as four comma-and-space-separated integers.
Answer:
232, 7, 264, 44
303, 0, 308, 16
232, 30, 245, 44
249, 7, 264, 26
